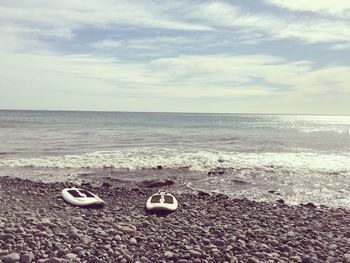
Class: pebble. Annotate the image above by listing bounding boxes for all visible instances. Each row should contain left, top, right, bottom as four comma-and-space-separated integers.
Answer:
64, 253, 78, 260
129, 237, 137, 245
117, 224, 137, 235
213, 239, 226, 247
3, 253, 21, 263
39, 258, 63, 263
188, 250, 202, 258
164, 251, 175, 258
0, 177, 349, 263
20, 252, 35, 263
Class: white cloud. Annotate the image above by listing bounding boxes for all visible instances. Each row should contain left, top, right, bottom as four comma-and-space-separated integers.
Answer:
190, 2, 350, 46
331, 42, 350, 50
0, 0, 211, 40
90, 40, 123, 49
1, 47, 349, 99
1, 1, 350, 113
91, 37, 194, 50
2, 0, 350, 51
265, 0, 350, 18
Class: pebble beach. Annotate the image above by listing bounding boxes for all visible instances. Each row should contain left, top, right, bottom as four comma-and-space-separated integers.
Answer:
0, 177, 350, 263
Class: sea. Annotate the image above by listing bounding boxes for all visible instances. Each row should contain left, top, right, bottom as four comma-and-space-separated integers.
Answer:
1, 110, 350, 208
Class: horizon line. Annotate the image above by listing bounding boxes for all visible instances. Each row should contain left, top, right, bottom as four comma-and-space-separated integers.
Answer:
1, 108, 349, 117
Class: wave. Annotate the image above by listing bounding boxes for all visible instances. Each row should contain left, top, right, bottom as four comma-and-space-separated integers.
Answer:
1, 147, 349, 175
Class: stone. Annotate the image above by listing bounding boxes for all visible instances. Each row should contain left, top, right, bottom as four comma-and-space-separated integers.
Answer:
164, 251, 175, 258
123, 253, 133, 263
129, 238, 137, 245
247, 257, 260, 263
329, 244, 337, 250
189, 250, 202, 258
137, 179, 174, 188
213, 239, 226, 247
301, 256, 314, 263
39, 258, 63, 263
290, 256, 302, 262
64, 253, 77, 260
230, 255, 238, 263
0, 234, 15, 241
3, 253, 21, 263
20, 252, 35, 263
117, 224, 137, 235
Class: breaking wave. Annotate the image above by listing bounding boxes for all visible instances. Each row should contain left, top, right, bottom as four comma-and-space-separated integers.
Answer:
1, 147, 350, 175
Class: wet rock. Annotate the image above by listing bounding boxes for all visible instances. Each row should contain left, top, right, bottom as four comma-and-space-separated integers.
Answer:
208, 169, 225, 176
137, 179, 174, 188
304, 202, 317, 209
101, 182, 112, 188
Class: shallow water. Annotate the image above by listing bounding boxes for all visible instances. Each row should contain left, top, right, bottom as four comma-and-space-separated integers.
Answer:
1, 110, 350, 207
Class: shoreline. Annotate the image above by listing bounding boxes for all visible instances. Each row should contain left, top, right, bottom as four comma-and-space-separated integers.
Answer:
0, 176, 350, 263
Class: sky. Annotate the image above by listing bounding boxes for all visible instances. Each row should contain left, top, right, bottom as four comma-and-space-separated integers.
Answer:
1, 0, 350, 114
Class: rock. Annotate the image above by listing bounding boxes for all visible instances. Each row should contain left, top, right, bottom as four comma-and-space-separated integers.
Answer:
114, 235, 122, 241
72, 247, 84, 254
326, 256, 338, 263
164, 251, 175, 258
122, 253, 133, 263
137, 179, 174, 188
188, 250, 202, 258
39, 258, 63, 263
213, 239, 226, 247
116, 224, 137, 235
20, 252, 35, 263
64, 253, 77, 260
3, 253, 21, 263
344, 254, 350, 263
290, 256, 302, 262
301, 256, 314, 263
230, 255, 238, 263
208, 169, 225, 176
328, 244, 337, 250
101, 182, 111, 188
0, 234, 15, 241
247, 257, 260, 263
276, 199, 285, 204
81, 237, 92, 245
303, 202, 317, 209
129, 238, 137, 245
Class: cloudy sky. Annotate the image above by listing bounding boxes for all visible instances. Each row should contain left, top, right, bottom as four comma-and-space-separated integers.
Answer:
1, 0, 350, 114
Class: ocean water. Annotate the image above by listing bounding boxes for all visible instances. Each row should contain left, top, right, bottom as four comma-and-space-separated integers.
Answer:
1, 110, 350, 207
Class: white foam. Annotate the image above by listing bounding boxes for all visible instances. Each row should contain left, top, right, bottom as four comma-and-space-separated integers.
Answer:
0, 148, 349, 175
1, 148, 350, 207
